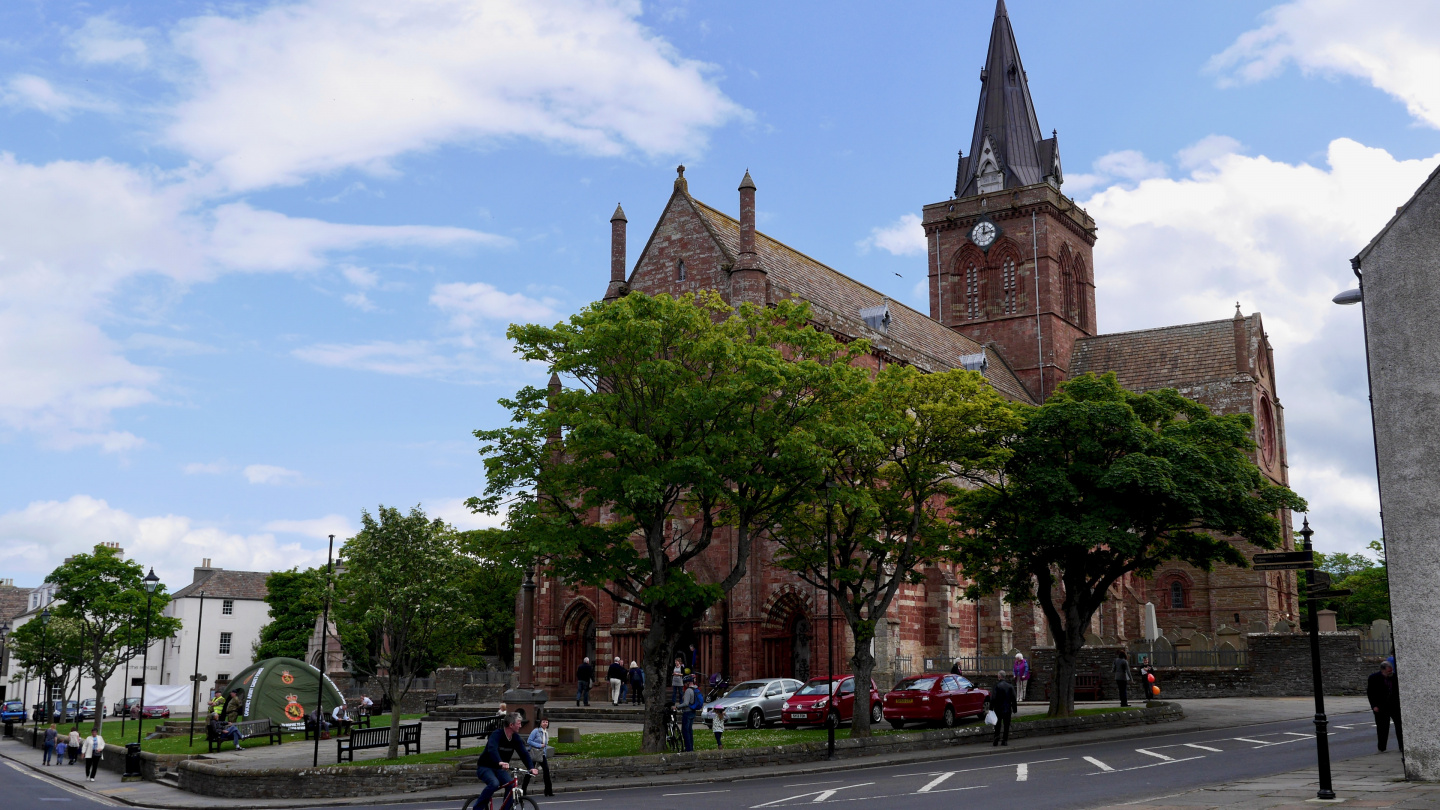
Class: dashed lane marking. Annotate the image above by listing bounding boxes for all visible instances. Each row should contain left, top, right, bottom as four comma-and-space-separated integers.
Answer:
663, 790, 730, 796
751, 782, 874, 808
916, 772, 953, 793
783, 780, 845, 787
1016, 763, 1028, 782
1183, 743, 1223, 752
1135, 748, 1174, 761
890, 757, 1068, 779
1283, 732, 1314, 738
1086, 755, 1204, 775
1083, 756, 1113, 772
1233, 737, 1271, 745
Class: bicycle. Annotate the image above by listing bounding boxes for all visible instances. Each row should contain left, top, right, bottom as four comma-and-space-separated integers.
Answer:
664, 703, 684, 753
462, 768, 539, 810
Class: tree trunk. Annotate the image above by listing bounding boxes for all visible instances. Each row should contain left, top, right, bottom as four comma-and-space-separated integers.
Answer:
386, 677, 401, 760
848, 630, 877, 738
1048, 622, 1086, 718
91, 639, 106, 735
639, 617, 681, 754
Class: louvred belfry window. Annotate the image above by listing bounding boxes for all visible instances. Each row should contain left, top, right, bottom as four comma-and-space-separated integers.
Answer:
965, 263, 980, 320
1001, 257, 1017, 314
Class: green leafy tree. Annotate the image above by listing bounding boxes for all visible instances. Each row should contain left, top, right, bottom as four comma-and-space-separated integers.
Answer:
335, 505, 475, 758
951, 373, 1306, 717
1310, 540, 1390, 627
252, 568, 325, 661
46, 546, 180, 732
457, 531, 523, 667
474, 291, 865, 753
773, 366, 1022, 737
9, 615, 86, 722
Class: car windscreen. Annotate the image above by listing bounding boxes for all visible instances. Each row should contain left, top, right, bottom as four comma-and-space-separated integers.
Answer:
725, 682, 767, 698
796, 679, 840, 696
893, 677, 937, 692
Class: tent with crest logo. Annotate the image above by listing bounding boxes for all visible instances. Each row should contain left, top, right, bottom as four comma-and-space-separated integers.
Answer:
221, 657, 346, 727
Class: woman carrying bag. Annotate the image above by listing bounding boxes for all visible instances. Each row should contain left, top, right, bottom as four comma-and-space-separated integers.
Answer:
81, 730, 105, 782
526, 718, 555, 797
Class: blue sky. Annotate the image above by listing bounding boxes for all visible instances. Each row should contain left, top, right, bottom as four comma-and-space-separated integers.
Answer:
2, 0, 1437, 588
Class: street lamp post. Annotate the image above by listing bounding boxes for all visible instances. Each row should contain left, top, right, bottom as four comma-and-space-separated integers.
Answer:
0, 619, 10, 702
33, 608, 50, 748
314, 533, 336, 768
188, 591, 206, 747
824, 478, 837, 761
1299, 519, 1337, 801
138, 569, 160, 747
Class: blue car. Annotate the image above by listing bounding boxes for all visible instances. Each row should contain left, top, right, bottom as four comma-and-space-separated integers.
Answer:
1, 700, 26, 723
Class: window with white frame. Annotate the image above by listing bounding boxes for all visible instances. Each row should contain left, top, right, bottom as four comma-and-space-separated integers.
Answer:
218, 632, 233, 656
221, 599, 234, 615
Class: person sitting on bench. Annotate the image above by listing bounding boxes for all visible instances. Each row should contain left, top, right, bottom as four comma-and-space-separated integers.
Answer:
331, 704, 354, 735
210, 717, 244, 750
307, 709, 332, 738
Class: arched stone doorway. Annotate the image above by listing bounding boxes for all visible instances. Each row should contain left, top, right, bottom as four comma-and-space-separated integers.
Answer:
761, 592, 811, 681
560, 602, 597, 688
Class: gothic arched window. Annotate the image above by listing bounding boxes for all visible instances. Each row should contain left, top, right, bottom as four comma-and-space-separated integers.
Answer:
1073, 256, 1089, 326
1169, 580, 1185, 609
965, 262, 980, 320
677, 259, 686, 281
1000, 256, 1018, 314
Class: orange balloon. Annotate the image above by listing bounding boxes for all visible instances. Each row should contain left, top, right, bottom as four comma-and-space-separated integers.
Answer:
1153, 686, 1160, 694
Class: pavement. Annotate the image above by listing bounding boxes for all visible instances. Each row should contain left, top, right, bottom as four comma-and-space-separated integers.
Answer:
2, 696, 1420, 809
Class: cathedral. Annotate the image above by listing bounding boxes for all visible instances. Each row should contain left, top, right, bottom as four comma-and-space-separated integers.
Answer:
525, 1, 1299, 693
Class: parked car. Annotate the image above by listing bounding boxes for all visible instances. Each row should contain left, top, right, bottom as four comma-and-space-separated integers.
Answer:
78, 699, 107, 722
1, 700, 27, 723
702, 678, 803, 729
780, 675, 882, 729
38, 700, 79, 722
139, 704, 170, 719
882, 673, 990, 729
112, 697, 140, 717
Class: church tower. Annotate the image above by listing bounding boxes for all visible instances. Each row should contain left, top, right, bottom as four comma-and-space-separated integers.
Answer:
925, 0, 1096, 401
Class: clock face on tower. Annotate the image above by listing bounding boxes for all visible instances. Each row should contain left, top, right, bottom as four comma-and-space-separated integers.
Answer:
970, 220, 998, 249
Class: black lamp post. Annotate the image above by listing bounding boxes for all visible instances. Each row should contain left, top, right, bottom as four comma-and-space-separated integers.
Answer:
1299, 519, 1336, 801
33, 608, 51, 747
824, 478, 837, 761
188, 591, 206, 747
138, 568, 160, 747
314, 533, 335, 768
0, 618, 10, 697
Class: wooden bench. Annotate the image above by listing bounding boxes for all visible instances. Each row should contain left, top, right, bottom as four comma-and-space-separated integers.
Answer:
445, 716, 503, 751
206, 718, 283, 753
423, 693, 459, 714
304, 713, 361, 741
1073, 674, 1103, 701
337, 723, 421, 762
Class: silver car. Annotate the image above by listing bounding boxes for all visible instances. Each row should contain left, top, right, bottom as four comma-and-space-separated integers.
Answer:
702, 678, 803, 729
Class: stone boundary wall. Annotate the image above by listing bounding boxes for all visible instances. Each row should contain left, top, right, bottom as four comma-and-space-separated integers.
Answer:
1028, 634, 1382, 702
178, 761, 455, 799
18, 727, 192, 781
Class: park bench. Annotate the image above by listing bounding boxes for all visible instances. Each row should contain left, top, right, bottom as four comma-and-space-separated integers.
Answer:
206, 718, 283, 753
305, 713, 362, 741
337, 723, 421, 762
423, 693, 459, 714
445, 716, 503, 751
1073, 674, 1103, 701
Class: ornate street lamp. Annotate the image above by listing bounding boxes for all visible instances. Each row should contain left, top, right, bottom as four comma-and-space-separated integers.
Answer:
33, 608, 51, 747
137, 569, 160, 747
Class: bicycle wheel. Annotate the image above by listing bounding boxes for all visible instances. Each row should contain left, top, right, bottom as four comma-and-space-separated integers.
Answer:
519, 798, 539, 810
460, 796, 482, 810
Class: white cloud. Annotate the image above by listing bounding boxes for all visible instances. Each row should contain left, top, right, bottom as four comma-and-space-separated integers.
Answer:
860, 213, 926, 256
343, 292, 377, 312
425, 497, 504, 532
243, 464, 302, 485
431, 281, 558, 327
125, 333, 221, 356
1, 74, 115, 118
1175, 135, 1245, 172
182, 461, 231, 475
0, 495, 327, 589
1209, 0, 1440, 128
1065, 149, 1170, 196
167, 0, 746, 190
341, 265, 380, 289
69, 16, 151, 68
263, 514, 355, 540
1078, 137, 1438, 553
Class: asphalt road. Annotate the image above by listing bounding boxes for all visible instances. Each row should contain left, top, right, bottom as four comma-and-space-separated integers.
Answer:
356, 709, 1382, 810
0, 758, 124, 808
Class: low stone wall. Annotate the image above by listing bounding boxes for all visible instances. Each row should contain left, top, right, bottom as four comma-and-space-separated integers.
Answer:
455, 702, 1182, 783
459, 684, 507, 704
18, 727, 195, 782
178, 761, 456, 799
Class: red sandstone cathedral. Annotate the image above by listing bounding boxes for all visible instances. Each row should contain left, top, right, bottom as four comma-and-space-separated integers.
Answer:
525, 1, 1299, 692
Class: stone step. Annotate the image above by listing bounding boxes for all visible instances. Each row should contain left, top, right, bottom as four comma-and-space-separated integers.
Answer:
542, 705, 644, 723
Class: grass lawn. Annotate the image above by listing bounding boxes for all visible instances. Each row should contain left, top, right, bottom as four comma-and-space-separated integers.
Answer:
43, 713, 428, 757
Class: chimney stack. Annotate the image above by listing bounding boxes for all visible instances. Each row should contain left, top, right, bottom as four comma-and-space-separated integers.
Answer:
731, 170, 767, 306
604, 204, 629, 301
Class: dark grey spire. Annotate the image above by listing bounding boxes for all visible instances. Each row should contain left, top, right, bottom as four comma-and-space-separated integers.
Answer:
955, 0, 1061, 198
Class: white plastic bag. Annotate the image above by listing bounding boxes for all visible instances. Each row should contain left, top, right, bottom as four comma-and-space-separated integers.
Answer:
984, 710, 997, 726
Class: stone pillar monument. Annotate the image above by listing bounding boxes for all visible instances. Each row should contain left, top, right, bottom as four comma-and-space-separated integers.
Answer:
503, 568, 547, 732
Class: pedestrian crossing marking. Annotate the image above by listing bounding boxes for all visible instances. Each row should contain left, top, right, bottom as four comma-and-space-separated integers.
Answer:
1084, 756, 1114, 772
1183, 743, 1223, 752
1016, 763, 1028, 781
917, 773, 953, 793
1136, 748, 1174, 761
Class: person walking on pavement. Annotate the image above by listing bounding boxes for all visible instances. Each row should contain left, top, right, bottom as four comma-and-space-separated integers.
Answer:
526, 718, 554, 797
81, 729, 105, 781
607, 657, 626, 705
42, 724, 57, 765
992, 671, 1016, 746
628, 661, 645, 705
66, 728, 82, 764
575, 657, 593, 707
1367, 660, 1403, 752
1013, 653, 1030, 702
680, 675, 700, 752
1113, 649, 1132, 707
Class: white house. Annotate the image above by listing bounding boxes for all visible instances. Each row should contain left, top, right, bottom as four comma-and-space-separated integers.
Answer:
145, 560, 271, 708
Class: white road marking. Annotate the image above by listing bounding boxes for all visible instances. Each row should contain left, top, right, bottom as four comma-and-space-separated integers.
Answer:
1086, 755, 1204, 775
1183, 743, 1223, 752
1084, 755, 1113, 772
784, 780, 844, 787
4, 761, 121, 807
663, 790, 731, 796
1334, 724, 1356, 729
1136, 748, 1174, 761
1017, 763, 1028, 781
1283, 732, 1313, 738
920, 785, 987, 795
540, 800, 602, 805
916, 772, 954, 793
891, 757, 1068, 779
752, 782, 874, 808
1233, 737, 1271, 745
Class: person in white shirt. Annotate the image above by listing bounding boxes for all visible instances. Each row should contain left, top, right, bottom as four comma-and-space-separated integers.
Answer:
331, 704, 353, 736
359, 696, 374, 718
710, 706, 726, 750
81, 731, 106, 781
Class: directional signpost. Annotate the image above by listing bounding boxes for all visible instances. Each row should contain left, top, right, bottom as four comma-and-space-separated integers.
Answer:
1253, 550, 1315, 571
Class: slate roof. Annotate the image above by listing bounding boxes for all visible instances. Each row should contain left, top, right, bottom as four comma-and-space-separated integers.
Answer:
0, 585, 31, 622
686, 199, 1038, 405
171, 570, 270, 601
1069, 316, 1255, 392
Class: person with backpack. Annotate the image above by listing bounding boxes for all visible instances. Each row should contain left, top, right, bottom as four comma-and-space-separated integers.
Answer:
680, 675, 702, 752
628, 661, 645, 705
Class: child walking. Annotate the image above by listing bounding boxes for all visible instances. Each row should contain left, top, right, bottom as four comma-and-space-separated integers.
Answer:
710, 706, 726, 750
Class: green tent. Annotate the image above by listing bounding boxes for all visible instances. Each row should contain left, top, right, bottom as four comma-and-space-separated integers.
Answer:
222, 657, 345, 727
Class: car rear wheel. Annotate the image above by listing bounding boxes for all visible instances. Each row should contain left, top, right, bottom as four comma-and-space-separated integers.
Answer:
942, 705, 956, 728
748, 709, 764, 730
976, 697, 989, 720
870, 703, 883, 724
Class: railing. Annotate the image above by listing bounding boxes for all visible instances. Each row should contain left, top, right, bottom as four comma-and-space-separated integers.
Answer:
891, 656, 913, 676
1360, 639, 1392, 657
1143, 648, 1247, 669
954, 655, 1017, 676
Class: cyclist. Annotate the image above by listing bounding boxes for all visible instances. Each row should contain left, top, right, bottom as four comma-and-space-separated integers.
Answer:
475, 712, 538, 810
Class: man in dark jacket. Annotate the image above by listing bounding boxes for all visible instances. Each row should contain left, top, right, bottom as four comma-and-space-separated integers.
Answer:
607, 657, 626, 705
991, 671, 1017, 747
575, 658, 593, 707
475, 712, 537, 810
1367, 661, 1402, 752
1113, 650, 1132, 707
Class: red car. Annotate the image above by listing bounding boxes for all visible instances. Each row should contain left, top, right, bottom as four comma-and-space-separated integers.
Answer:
780, 675, 883, 729
882, 673, 990, 729
139, 705, 171, 719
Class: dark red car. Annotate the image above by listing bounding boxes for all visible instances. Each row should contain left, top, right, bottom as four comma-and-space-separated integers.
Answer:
780, 675, 883, 729
882, 673, 989, 729
139, 705, 171, 719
